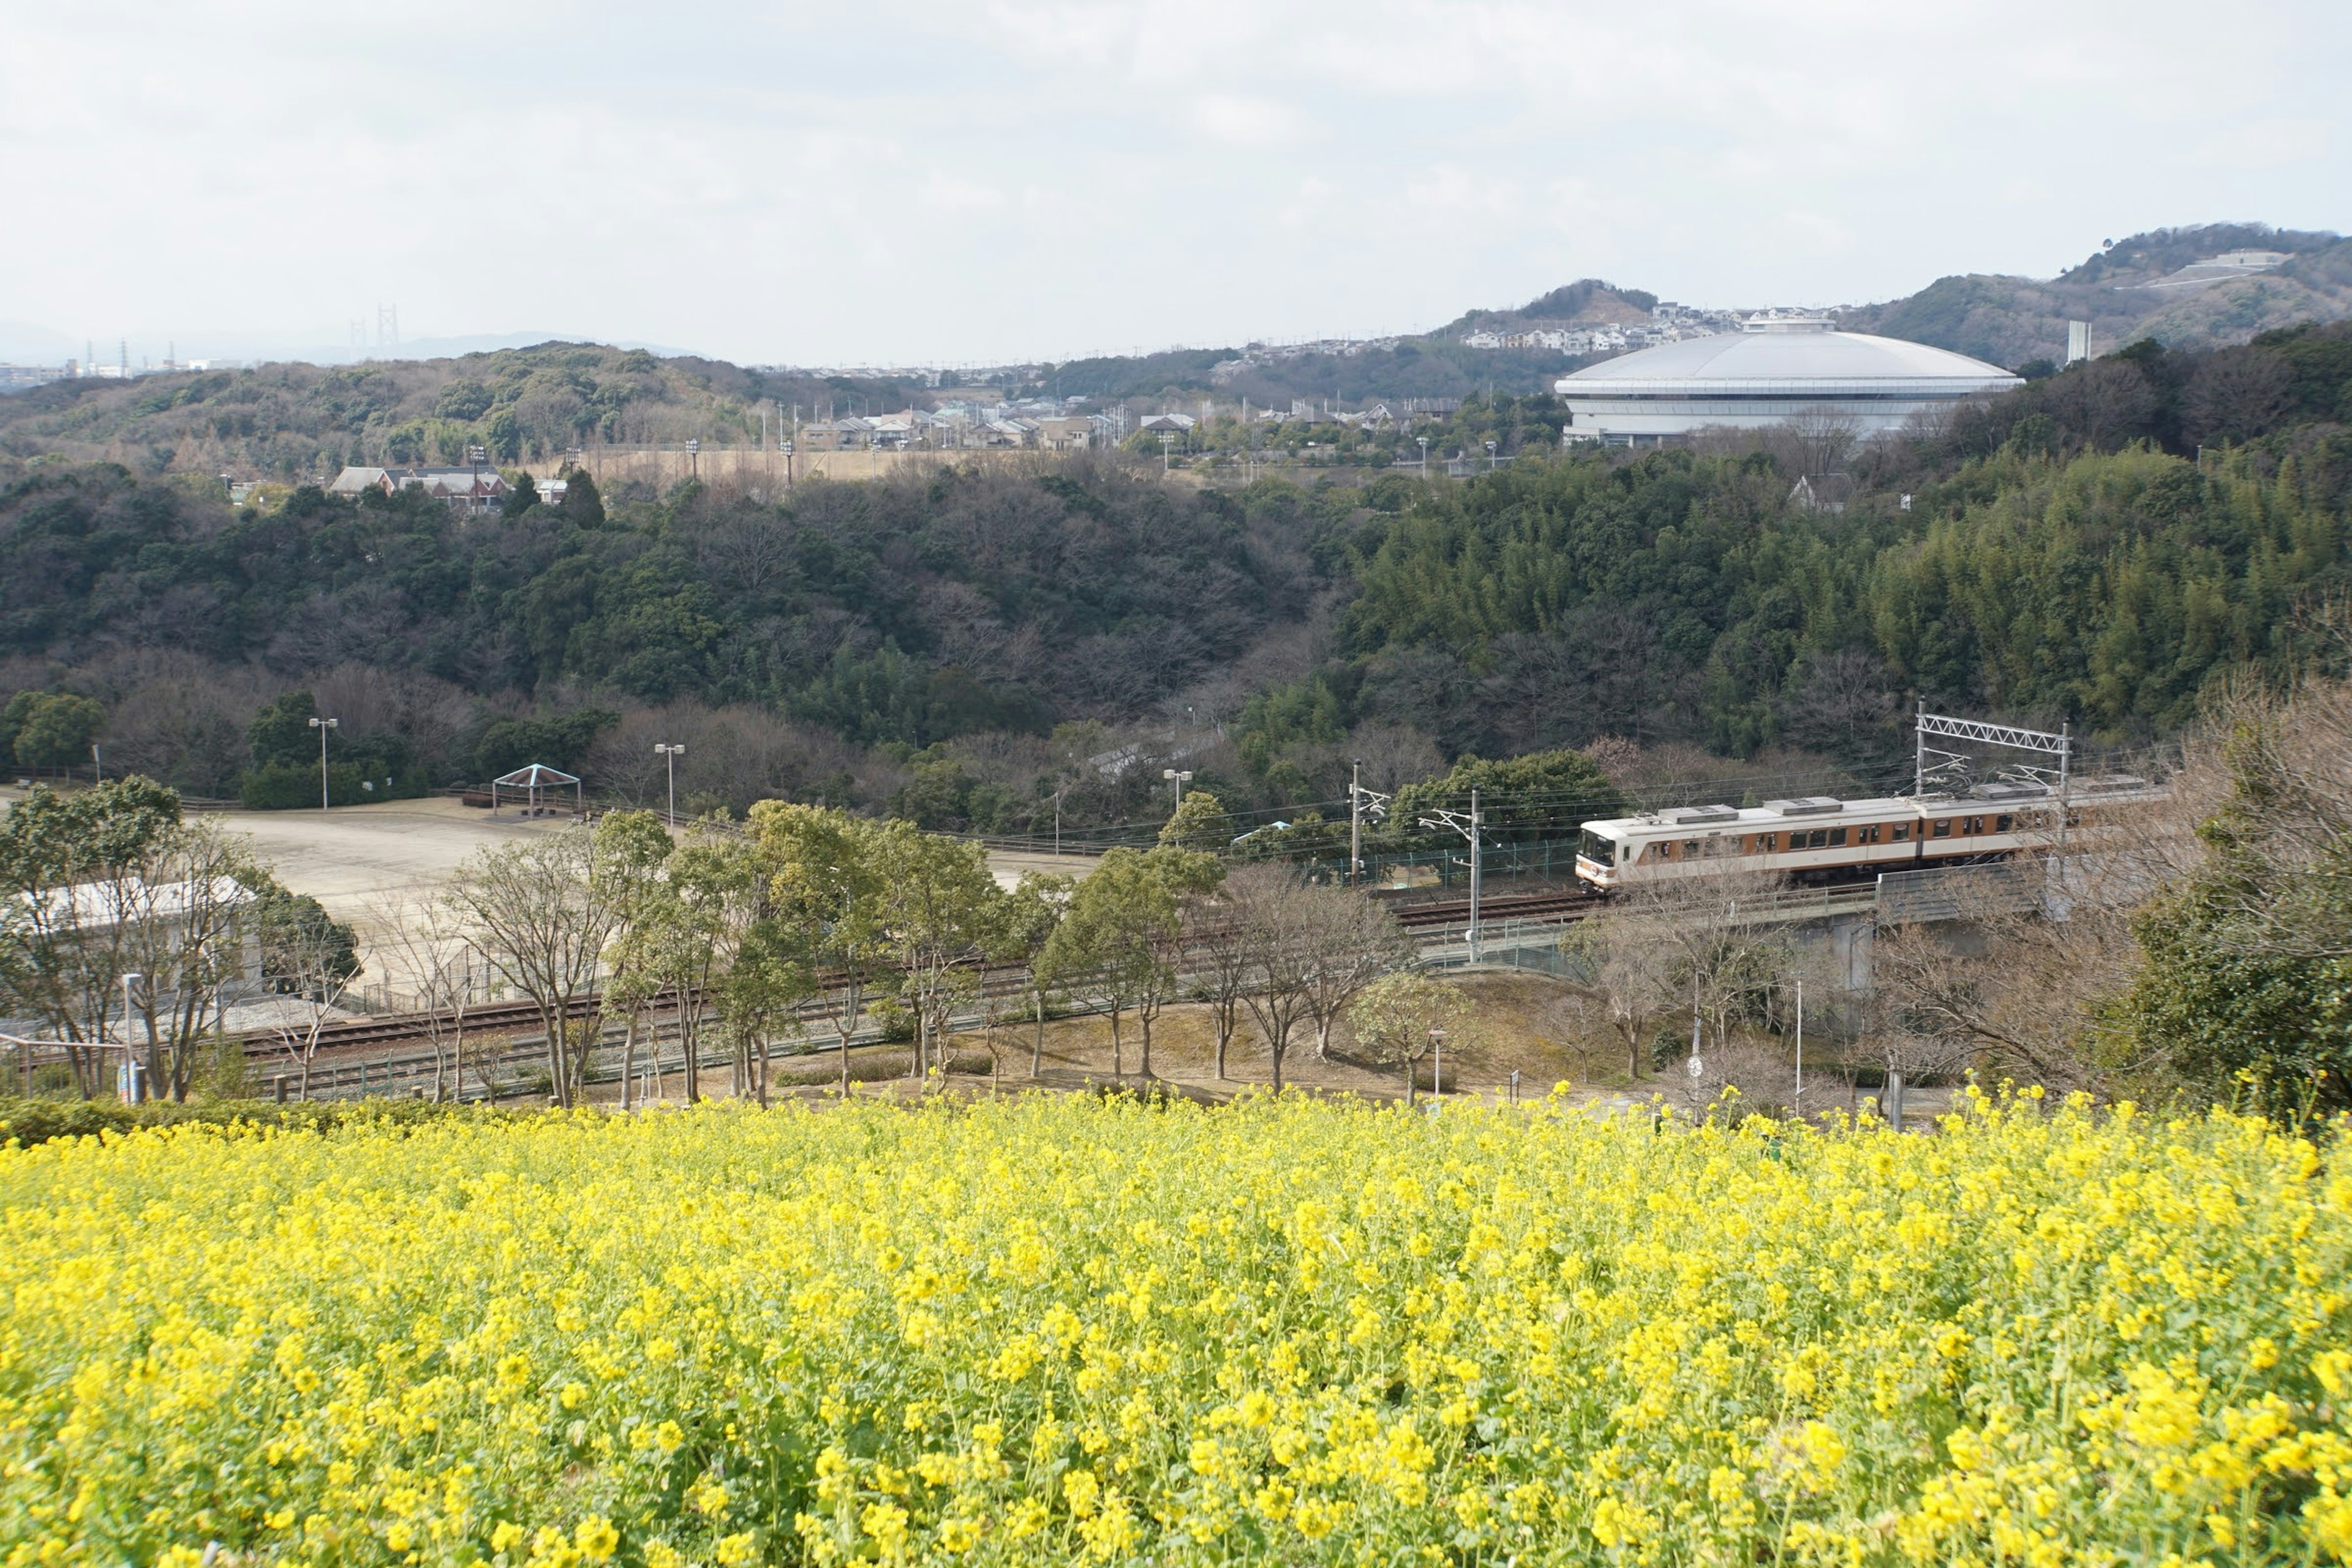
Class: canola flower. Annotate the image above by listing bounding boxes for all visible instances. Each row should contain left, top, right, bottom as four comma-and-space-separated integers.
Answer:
1, 1087, 2348, 1566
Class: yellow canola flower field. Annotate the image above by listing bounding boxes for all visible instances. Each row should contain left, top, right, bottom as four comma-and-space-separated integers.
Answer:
4, 1090, 2351, 1568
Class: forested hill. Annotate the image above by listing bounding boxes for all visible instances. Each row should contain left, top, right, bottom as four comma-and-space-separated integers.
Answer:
0, 343, 924, 481
1, 321, 2348, 838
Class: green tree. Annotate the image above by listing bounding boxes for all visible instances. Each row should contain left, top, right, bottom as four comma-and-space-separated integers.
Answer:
502, 472, 541, 518
246, 691, 321, 771
1158, 789, 1234, 853
755, 802, 891, 1094
869, 821, 1001, 1084
1039, 845, 1221, 1080
1389, 748, 1621, 848
10, 693, 106, 770
592, 810, 678, 1107
994, 872, 1071, 1077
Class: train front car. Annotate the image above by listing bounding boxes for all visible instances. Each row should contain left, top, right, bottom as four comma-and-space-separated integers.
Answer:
1575, 823, 1629, 892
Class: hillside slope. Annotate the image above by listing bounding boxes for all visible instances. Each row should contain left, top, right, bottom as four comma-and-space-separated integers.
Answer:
1841, 224, 2352, 366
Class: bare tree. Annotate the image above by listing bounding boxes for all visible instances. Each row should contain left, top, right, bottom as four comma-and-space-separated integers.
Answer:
259, 892, 363, 1102
446, 828, 619, 1108
1348, 970, 1477, 1104
1225, 867, 1317, 1093
1295, 886, 1414, 1063
120, 820, 260, 1101
1185, 896, 1253, 1080
1557, 901, 1682, 1081
363, 891, 481, 1102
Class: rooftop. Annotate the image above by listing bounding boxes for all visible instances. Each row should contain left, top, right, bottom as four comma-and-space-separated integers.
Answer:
1558, 320, 2019, 398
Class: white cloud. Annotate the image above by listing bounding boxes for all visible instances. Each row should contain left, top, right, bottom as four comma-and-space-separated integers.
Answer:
0, 0, 2344, 364
1191, 94, 1312, 146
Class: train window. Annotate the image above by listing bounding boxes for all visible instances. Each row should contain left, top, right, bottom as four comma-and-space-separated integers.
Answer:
1828, 827, 1847, 846
1893, 823, 1910, 841
1863, 824, 1882, 844
1996, 813, 2013, 832
1806, 829, 1828, 849
1964, 816, 1984, 834
1932, 820, 1951, 839
1758, 832, 1776, 851
1684, 840, 1700, 856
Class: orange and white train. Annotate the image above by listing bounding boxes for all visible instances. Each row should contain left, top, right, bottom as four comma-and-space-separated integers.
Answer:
1572, 778, 2161, 893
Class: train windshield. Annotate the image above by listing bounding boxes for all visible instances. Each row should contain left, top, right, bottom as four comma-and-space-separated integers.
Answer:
1578, 828, 1616, 864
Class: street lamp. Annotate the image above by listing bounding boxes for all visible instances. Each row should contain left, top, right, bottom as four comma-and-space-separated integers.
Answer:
654, 744, 686, 827
307, 715, 338, 811
1485, 439, 1499, 469
1417, 435, 1430, 473
1163, 769, 1192, 809
1429, 1026, 1446, 1102
685, 437, 700, 479
1159, 431, 1176, 473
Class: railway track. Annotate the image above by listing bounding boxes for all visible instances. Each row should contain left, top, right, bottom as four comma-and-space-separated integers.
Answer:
239, 890, 1600, 1063
1391, 889, 1598, 927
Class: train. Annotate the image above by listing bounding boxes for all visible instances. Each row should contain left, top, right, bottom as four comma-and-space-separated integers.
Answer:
1572, 775, 2162, 893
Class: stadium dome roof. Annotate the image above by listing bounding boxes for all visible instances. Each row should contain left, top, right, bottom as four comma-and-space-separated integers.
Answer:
1559, 318, 2019, 398
1553, 317, 2022, 445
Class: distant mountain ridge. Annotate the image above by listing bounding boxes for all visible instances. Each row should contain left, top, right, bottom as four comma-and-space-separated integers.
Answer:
1840, 223, 2352, 368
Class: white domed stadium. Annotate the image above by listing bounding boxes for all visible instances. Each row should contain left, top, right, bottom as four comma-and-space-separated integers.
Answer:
1554, 316, 2022, 445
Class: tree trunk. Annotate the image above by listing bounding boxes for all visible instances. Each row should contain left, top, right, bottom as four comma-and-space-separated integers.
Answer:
1886, 1069, 1907, 1134
1270, 1034, 1284, 1094
839, 1027, 852, 1094
1214, 1014, 1229, 1081
1405, 1050, 1417, 1107
1031, 984, 1046, 1077
1138, 1007, 1153, 1080
541, 1004, 568, 1107
756, 1034, 771, 1109
619, 1005, 641, 1111
1109, 1005, 1123, 1079
1314, 1016, 1333, 1063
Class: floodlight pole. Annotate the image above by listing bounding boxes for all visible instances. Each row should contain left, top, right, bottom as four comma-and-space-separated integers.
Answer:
654, 744, 685, 828
1163, 768, 1191, 810
309, 715, 338, 810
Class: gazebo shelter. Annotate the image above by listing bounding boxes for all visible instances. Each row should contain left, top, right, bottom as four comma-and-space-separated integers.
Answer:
491, 763, 583, 818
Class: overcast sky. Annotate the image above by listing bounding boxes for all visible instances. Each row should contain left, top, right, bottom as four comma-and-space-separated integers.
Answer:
4, 1, 2346, 367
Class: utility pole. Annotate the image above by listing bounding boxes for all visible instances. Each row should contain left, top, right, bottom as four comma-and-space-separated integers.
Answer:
1416, 788, 1482, 963
309, 715, 338, 811
1793, 978, 1804, 1118
1163, 768, 1192, 810
1348, 760, 1390, 886
655, 744, 685, 828
119, 972, 143, 1103
1350, 760, 1362, 885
